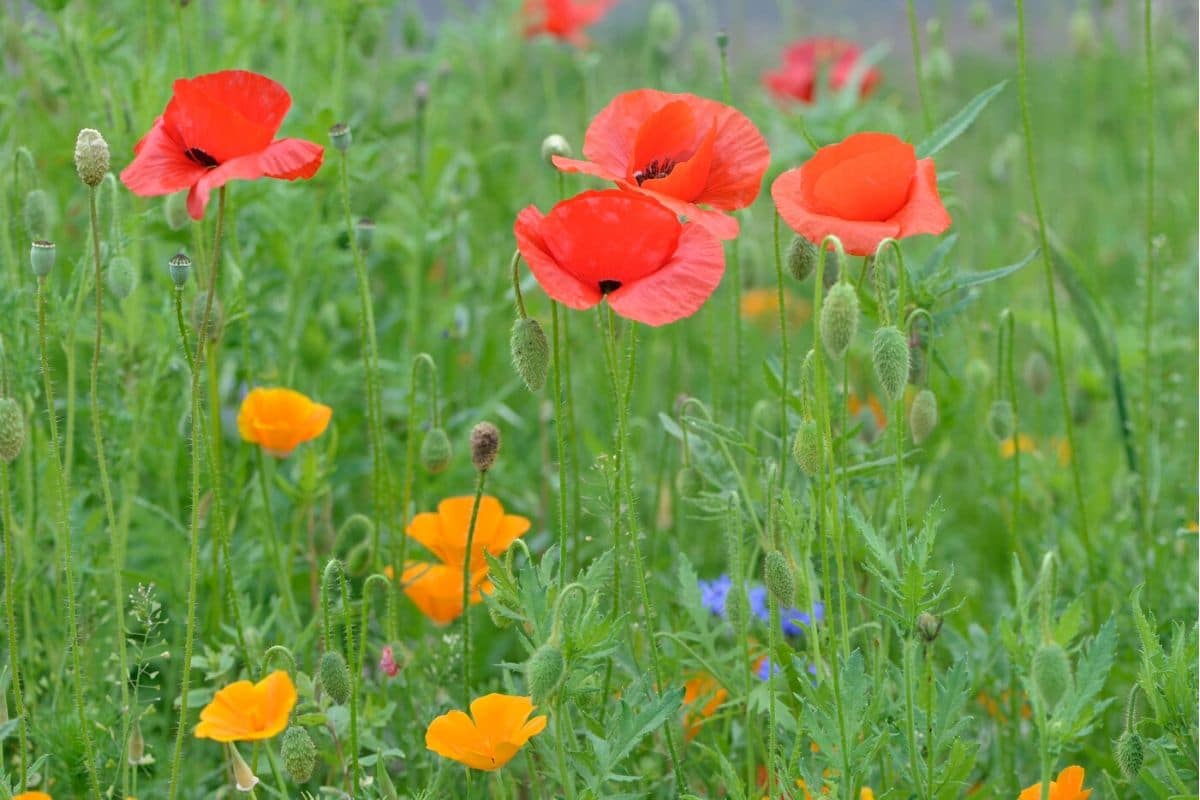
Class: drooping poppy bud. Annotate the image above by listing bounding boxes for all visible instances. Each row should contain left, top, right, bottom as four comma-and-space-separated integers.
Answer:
525, 643, 566, 704
916, 612, 943, 642
0, 398, 25, 463
30, 240, 56, 278
792, 419, 823, 477
909, 388, 938, 444
470, 422, 500, 473
74, 128, 110, 187
379, 645, 400, 678
820, 281, 859, 359
540, 134, 572, 165
764, 551, 794, 606
1115, 730, 1144, 781
872, 326, 909, 403
164, 192, 190, 230
420, 427, 452, 473
281, 725, 317, 783
1031, 642, 1071, 710
329, 122, 353, 153
647, 2, 682, 50
169, 252, 192, 288
787, 236, 817, 282
106, 255, 138, 301
319, 650, 351, 705
987, 400, 1015, 442
510, 317, 550, 392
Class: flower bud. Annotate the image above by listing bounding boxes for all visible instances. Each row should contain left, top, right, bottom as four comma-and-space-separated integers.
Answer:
329, 122, 352, 152
128, 718, 153, 766
510, 317, 550, 392
909, 389, 938, 445
106, 255, 137, 301
24, 189, 53, 240
764, 551, 794, 606
74, 128, 110, 187
787, 236, 817, 282
987, 400, 1015, 442
1115, 729, 1144, 781
1031, 642, 1071, 710
164, 192, 190, 230
872, 326, 909, 403
470, 421, 500, 472
355, 217, 376, 251
1023, 351, 1052, 396
540, 134, 572, 165
916, 612, 943, 642
965, 358, 991, 391
525, 643, 566, 704
820, 282, 859, 359
647, 1, 682, 49
168, 252, 192, 288
420, 427, 452, 473
281, 725, 317, 783
792, 419, 823, 477
319, 650, 351, 705
30, 240, 56, 278
715, 29, 729, 49
0, 398, 25, 463
229, 743, 260, 792
674, 465, 702, 499
379, 645, 399, 678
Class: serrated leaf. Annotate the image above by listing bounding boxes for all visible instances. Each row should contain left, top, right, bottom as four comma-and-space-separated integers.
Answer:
915, 80, 1007, 158
941, 248, 1037, 296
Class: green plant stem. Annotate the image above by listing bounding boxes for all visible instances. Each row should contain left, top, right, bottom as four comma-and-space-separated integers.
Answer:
902, 640, 925, 798
1139, 0, 1156, 536
772, 213, 789, 492
553, 697, 577, 800
38, 277, 102, 799
337, 564, 362, 793
255, 447, 300, 627
924, 643, 935, 800
168, 186, 227, 800
766, 598, 780, 800
551, 301, 571, 587
999, 310, 1028, 572
562, 311, 583, 575
906, 0, 934, 132
461, 469, 488, 705
173, 289, 195, 373
0, 461, 28, 789
1014, 0, 1097, 621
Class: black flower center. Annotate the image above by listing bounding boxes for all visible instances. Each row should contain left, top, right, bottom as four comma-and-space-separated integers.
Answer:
184, 147, 219, 168
599, 280, 622, 294
633, 158, 676, 185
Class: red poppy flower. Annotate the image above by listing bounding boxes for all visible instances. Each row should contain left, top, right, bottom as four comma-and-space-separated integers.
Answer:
514, 189, 725, 326
771, 132, 950, 256
523, 0, 615, 46
763, 38, 880, 104
120, 70, 324, 220
552, 89, 770, 240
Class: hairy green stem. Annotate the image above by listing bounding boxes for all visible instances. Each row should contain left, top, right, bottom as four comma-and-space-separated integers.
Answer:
461, 469, 487, 705
906, 0, 934, 131
1, 461, 28, 789
255, 447, 300, 626
772, 213, 790, 492
1139, 0, 1156, 535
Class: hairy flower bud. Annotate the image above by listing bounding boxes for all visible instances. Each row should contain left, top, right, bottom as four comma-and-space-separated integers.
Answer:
510, 317, 550, 392
329, 122, 352, 152
1023, 350, 1052, 397
540, 134, 572, 165
872, 326, 909, 403
526, 644, 566, 704
74, 128, 110, 187
787, 236, 818, 282
820, 281, 859, 359
909, 389, 938, 444
648, 1, 682, 49
24, 189, 53, 241
792, 419, 823, 477
1114, 729, 1144, 781
987, 400, 1015, 442
0, 398, 25, 463
106, 255, 137, 301
30, 240, 56, 278
1031, 642, 1071, 711
764, 551, 794, 606
164, 191, 190, 230
319, 650, 351, 705
916, 612, 943, 642
169, 252, 192, 288
281, 725, 317, 783
420, 427, 452, 473
470, 421, 500, 472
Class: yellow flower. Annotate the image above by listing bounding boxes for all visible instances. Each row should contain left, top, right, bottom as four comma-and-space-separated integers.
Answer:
1018, 765, 1091, 800
406, 496, 531, 573
399, 561, 491, 625
13, 793, 53, 800
237, 387, 332, 457
999, 434, 1036, 458
425, 693, 547, 771
194, 670, 297, 742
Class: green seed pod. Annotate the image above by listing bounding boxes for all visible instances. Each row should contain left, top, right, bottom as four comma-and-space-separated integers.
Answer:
106, 255, 137, 301
1114, 729, 1144, 781
987, 400, 1015, 442
786, 236, 817, 282
510, 317, 550, 392
420, 427, 452, 473
909, 389, 938, 444
164, 192, 190, 230
819, 281, 859, 359
872, 326, 910, 403
168, 252, 192, 288
1023, 351, 1052, 397
319, 650, 351, 705
526, 644, 566, 705
329, 122, 353, 153
470, 421, 500, 472
1031, 642, 1071, 710
30, 240, 56, 278
24, 189, 53, 240
916, 612, 943, 642
0, 398, 25, 463
792, 419, 823, 477
540, 134, 572, 165
647, 1, 682, 49
674, 465, 702, 499
355, 217, 375, 252
764, 551, 794, 606
281, 725, 317, 783
74, 128, 110, 187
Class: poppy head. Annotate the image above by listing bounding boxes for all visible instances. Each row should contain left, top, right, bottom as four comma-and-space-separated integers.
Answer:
771, 132, 951, 256
763, 37, 881, 104
426, 693, 547, 771
1018, 766, 1091, 800
682, 672, 727, 740
237, 387, 332, 458
402, 561, 492, 625
515, 189, 726, 326
406, 495, 530, 573
523, 0, 615, 47
194, 670, 297, 742
553, 89, 770, 239
120, 70, 324, 220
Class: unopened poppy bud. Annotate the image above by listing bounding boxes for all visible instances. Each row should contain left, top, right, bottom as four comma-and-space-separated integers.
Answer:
715, 29, 729, 49
675, 465, 702, 498
128, 718, 153, 765
648, 1, 682, 49
228, 743, 259, 792
872, 326, 910, 402
355, 217, 375, 251
470, 421, 500, 472
510, 317, 550, 392
916, 612, 943, 642
0, 398, 25, 463
420, 427, 452, 473
764, 551, 794, 605
965, 358, 991, 390
106, 255, 137, 301
1031, 642, 1071, 710
787, 236, 817, 282
379, 645, 399, 677
329, 122, 352, 152
169, 252, 192, 288
281, 725, 317, 783
74, 128, 110, 187
1023, 351, 1052, 396
987, 400, 1015, 442
1115, 729, 1144, 780
540, 134, 572, 165
319, 650, 351, 705
24, 189, 53, 240
820, 282, 859, 359
164, 192, 190, 230
792, 419, 823, 477
30, 240, 56, 278
526, 643, 566, 704
191, 291, 225, 342
909, 389, 938, 444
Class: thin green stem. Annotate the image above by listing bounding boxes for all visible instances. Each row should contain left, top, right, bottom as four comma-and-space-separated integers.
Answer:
903, 640, 925, 798
562, 311, 582, 576
772, 213, 789, 492
461, 469, 488, 705
1139, 0, 1156, 535
906, 0, 934, 132
173, 289, 195, 374
924, 643, 935, 800
511, 251, 527, 319
255, 447, 300, 627
337, 564, 362, 793
553, 698, 577, 800
1, 461, 28, 789
766, 597, 780, 799
551, 301, 571, 586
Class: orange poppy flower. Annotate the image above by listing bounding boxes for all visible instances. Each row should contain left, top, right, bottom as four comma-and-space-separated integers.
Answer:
848, 392, 887, 432
406, 496, 531, 573
401, 562, 492, 626
763, 38, 880, 104
523, 0, 615, 47
772, 132, 951, 256
120, 70, 323, 220
999, 434, 1037, 459
740, 287, 812, 329
682, 672, 728, 739
193, 670, 297, 742
515, 189, 725, 326
552, 89, 770, 240
13, 793, 53, 800
237, 387, 332, 458
1018, 765, 1091, 800
425, 693, 548, 771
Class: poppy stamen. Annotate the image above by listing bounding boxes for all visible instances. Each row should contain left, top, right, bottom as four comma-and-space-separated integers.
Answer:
184, 147, 220, 168
633, 158, 676, 185
599, 280, 622, 294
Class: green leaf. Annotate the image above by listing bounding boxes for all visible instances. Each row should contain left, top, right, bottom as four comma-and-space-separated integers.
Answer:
916, 81, 1008, 158
940, 248, 1038, 296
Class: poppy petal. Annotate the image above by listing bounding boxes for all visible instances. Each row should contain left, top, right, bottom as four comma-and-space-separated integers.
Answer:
186, 152, 269, 220
551, 155, 620, 182
638, 122, 716, 203
689, 98, 770, 211
630, 100, 700, 179
771, 167, 900, 256
579, 89, 678, 177
426, 710, 494, 770
258, 137, 325, 180
606, 221, 725, 326
119, 118, 208, 198
889, 158, 951, 239
165, 70, 291, 163
407, 511, 454, 565
807, 135, 915, 221
514, 205, 604, 311
469, 694, 535, 741
618, 188, 741, 240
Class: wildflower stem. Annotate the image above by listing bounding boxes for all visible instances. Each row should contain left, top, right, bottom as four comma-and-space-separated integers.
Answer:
255, 447, 300, 627
0, 460, 28, 789
924, 643, 936, 800
553, 697, 577, 800
552, 300, 571, 586
37, 276, 102, 799
173, 288, 195, 373
1139, 0, 1156, 536
562, 311, 583, 576
766, 598, 780, 800
88, 185, 132, 796
336, 563, 362, 794
905, 0, 934, 132
1014, 0, 1097, 621
999, 310, 1028, 572
902, 639, 925, 798
511, 250, 528, 318
461, 468, 488, 705
772, 213, 789, 492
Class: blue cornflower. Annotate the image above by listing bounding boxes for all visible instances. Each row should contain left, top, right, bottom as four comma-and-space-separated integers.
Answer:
748, 585, 769, 622
756, 657, 782, 681
698, 575, 732, 617
780, 601, 825, 637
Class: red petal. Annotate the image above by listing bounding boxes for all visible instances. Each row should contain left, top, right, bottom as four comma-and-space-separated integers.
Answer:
805, 133, 915, 222
186, 152, 269, 219
618, 186, 740, 240
683, 95, 770, 211
514, 205, 603, 311
889, 158, 951, 238
772, 167, 900, 256
638, 122, 715, 203
551, 155, 619, 183
258, 138, 324, 180
165, 70, 291, 163
577, 89, 679, 178
119, 118, 207, 198
631, 100, 700, 178
607, 220, 726, 326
